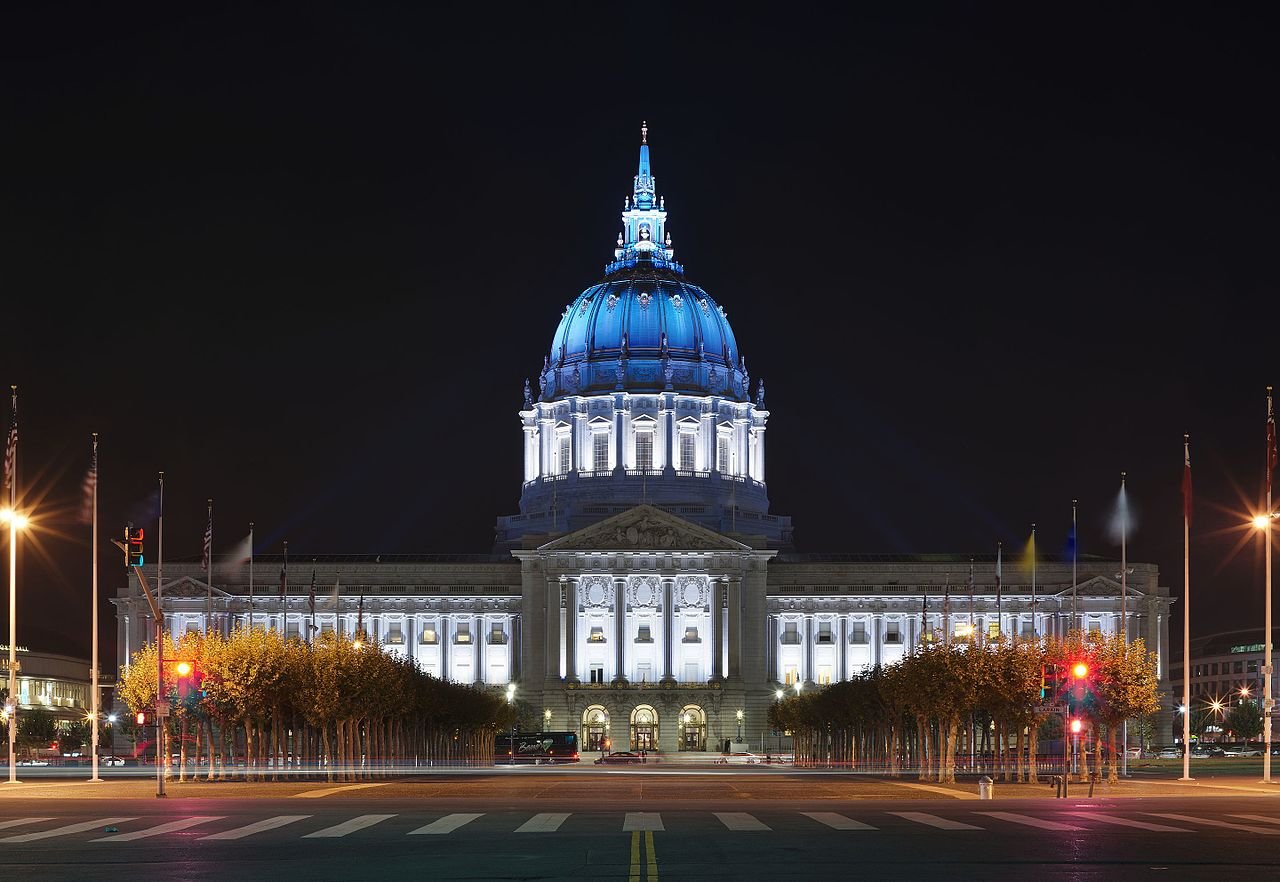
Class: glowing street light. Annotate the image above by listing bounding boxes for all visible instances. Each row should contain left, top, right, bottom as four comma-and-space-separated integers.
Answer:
774, 689, 784, 700
1253, 501, 1278, 785
1, 507, 28, 786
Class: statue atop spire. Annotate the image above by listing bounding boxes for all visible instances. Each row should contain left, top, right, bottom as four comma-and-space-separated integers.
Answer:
641, 120, 648, 144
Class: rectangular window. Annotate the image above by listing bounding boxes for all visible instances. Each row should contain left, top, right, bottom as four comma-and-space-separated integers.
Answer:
455, 622, 471, 644
850, 621, 867, 644
286, 622, 300, 640
987, 621, 1000, 639
185, 621, 200, 634
717, 434, 731, 473
1020, 620, 1034, 639
684, 662, 699, 682
588, 626, 607, 643
489, 623, 507, 645
386, 623, 404, 645
635, 624, 653, 643
817, 621, 833, 644
589, 664, 604, 684
637, 662, 652, 683
817, 665, 833, 685
679, 432, 696, 471
1089, 621, 1102, 633
635, 431, 653, 471
1234, 660, 1244, 674
885, 622, 901, 644
421, 626, 439, 645
784, 665, 798, 685
557, 434, 571, 474
683, 626, 700, 643
593, 433, 610, 473
321, 621, 334, 635
1211, 663, 1219, 675
781, 621, 801, 645
1248, 660, 1259, 674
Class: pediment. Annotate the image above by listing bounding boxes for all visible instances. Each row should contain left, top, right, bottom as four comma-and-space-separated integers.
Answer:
160, 576, 232, 599
539, 504, 751, 552
1059, 576, 1141, 599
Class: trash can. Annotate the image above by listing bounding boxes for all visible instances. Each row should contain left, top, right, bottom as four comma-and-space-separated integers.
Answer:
978, 776, 994, 800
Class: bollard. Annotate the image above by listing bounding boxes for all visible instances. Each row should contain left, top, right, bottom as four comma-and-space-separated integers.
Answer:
978, 775, 993, 800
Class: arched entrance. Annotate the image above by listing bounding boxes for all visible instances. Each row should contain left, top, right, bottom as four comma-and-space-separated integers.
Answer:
582, 706, 609, 753
630, 705, 659, 752
678, 705, 706, 752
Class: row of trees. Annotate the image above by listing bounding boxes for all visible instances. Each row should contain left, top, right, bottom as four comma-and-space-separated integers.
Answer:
769, 631, 1161, 784
116, 626, 516, 782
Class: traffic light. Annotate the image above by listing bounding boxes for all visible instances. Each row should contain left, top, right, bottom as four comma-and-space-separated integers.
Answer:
125, 526, 145, 568
1069, 660, 1091, 703
1040, 663, 1063, 700
173, 660, 197, 700
1070, 718, 1083, 734
136, 711, 147, 725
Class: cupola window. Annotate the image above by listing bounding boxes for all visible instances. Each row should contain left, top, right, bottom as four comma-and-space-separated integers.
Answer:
593, 432, 610, 473
679, 432, 696, 471
635, 430, 654, 471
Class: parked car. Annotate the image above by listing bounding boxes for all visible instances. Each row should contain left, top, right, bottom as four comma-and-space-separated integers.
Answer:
594, 751, 644, 765
1220, 744, 1264, 757
98, 756, 126, 767
16, 759, 49, 766
1189, 746, 1215, 758
1157, 746, 1181, 759
1125, 746, 1143, 759
716, 752, 763, 765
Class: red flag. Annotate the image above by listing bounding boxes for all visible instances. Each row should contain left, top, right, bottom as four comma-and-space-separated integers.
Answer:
1182, 436, 1193, 524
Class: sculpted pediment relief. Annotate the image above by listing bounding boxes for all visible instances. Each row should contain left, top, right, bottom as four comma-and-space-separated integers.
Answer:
160, 577, 231, 599
1061, 576, 1140, 599
540, 504, 750, 552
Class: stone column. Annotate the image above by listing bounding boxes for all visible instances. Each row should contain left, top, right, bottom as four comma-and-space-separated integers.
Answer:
710, 579, 724, 681
766, 615, 778, 682
546, 579, 561, 681
873, 614, 883, 668
565, 578, 580, 684
804, 615, 815, 686
475, 614, 485, 685
511, 614, 521, 682
661, 578, 676, 683
727, 577, 742, 680
441, 617, 451, 682
839, 617, 849, 682
613, 577, 628, 684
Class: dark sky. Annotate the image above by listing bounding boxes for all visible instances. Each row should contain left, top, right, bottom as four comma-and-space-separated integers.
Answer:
2, 3, 1277, 667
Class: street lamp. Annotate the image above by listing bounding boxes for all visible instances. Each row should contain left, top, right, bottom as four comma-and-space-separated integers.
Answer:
506, 684, 516, 762
0, 507, 28, 785
1253, 509, 1277, 784
735, 709, 744, 743
774, 689, 784, 701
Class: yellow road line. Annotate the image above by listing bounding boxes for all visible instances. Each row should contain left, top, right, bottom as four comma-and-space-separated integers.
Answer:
629, 830, 641, 882
646, 829, 658, 880
292, 782, 390, 799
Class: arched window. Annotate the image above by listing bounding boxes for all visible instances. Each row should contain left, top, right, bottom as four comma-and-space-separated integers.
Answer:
678, 705, 706, 752
583, 705, 610, 752
630, 704, 658, 752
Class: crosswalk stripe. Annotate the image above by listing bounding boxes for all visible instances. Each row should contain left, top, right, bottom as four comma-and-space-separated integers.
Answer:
200, 815, 311, 840
889, 811, 982, 830
976, 812, 1084, 831
715, 812, 770, 831
1064, 812, 1187, 832
1230, 815, 1280, 826
302, 814, 397, 838
408, 813, 483, 835
0, 818, 53, 831
2, 818, 137, 843
623, 812, 664, 832
515, 813, 571, 833
94, 817, 225, 842
802, 812, 875, 830
1146, 813, 1280, 835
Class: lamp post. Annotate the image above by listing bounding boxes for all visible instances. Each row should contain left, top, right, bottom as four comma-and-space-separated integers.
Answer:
1254, 510, 1276, 783
735, 709, 744, 743
1, 508, 27, 784
506, 684, 516, 763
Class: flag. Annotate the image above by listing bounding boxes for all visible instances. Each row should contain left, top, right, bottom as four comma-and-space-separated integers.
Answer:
1182, 435, 1193, 524
357, 588, 364, 635
995, 542, 1003, 633
1268, 388, 1276, 500
3, 387, 16, 497
279, 553, 287, 599
308, 568, 316, 617
201, 501, 213, 573
77, 439, 97, 526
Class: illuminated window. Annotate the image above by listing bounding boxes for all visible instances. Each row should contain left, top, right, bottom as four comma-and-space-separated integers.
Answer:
386, 622, 404, 645
717, 434, 731, 473
420, 626, 438, 645
679, 432, 696, 471
784, 665, 798, 685
489, 623, 507, 645
817, 665, 832, 685
593, 432, 610, 473
850, 621, 867, 644
781, 622, 801, 644
987, 622, 1000, 639
455, 622, 471, 644
557, 434, 571, 474
635, 431, 653, 471
589, 626, 607, 643
683, 626, 701, 643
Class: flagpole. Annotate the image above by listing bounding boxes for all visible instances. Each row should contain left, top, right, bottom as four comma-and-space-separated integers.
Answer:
1264, 389, 1274, 785
1121, 471, 1128, 642
1181, 434, 1192, 782
996, 541, 1003, 642
968, 559, 975, 641
281, 540, 288, 635
1031, 523, 1037, 639
248, 522, 254, 631
1072, 500, 1079, 632
204, 499, 213, 636
89, 435, 102, 783
157, 471, 166, 796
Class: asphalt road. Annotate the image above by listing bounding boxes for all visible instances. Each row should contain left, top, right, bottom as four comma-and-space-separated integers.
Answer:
1, 768, 1278, 881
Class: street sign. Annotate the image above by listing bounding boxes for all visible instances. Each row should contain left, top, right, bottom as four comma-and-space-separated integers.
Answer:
1036, 704, 1067, 714
155, 707, 170, 719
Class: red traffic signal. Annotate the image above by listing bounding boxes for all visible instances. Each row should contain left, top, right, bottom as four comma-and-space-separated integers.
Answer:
1071, 662, 1089, 679
136, 711, 147, 725
1070, 718, 1083, 734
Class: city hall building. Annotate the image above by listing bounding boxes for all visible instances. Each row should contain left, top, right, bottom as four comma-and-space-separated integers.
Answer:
112, 126, 1175, 753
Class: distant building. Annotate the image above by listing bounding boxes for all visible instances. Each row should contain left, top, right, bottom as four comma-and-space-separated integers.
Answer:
0, 645, 110, 725
1168, 627, 1279, 739
112, 125, 1174, 754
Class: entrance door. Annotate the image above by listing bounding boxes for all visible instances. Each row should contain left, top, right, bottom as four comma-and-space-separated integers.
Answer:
633, 727, 655, 751
682, 726, 701, 751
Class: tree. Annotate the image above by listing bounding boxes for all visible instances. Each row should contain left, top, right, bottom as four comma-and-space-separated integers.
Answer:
16, 707, 58, 758
1226, 700, 1263, 742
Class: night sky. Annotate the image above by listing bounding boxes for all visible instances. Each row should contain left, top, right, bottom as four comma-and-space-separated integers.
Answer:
3, 4, 1277, 668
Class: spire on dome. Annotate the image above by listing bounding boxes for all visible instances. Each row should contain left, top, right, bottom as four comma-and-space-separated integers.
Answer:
641, 120, 648, 144
606, 122, 682, 276
634, 121, 654, 208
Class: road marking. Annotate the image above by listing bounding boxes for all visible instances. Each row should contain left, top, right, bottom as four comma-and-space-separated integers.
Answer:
200, 815, 311, 840
881, 780, 978, 799
623, 812, 664, 832
408, 813, 483, 835
976, 812, 1084, 831
646, 830, 658, 881
95, 816, 225, 842
1146, 813, 1280, 835
302, 814, 396, 838
0, 818, 53, 831
889, 811, 982, 830
714, 812, 770, 831
2, 818, 137, 843
1230, 814, 1280, 826
292, 783, 390, 799
802, 812, 876, 830
628, 830, 658, 882
629, 831, 641, 882
1064, 812, 1187, 832
515, 813, 571, 833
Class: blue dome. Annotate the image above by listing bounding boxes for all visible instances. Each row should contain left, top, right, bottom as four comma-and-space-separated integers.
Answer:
541, 260, 745, 400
